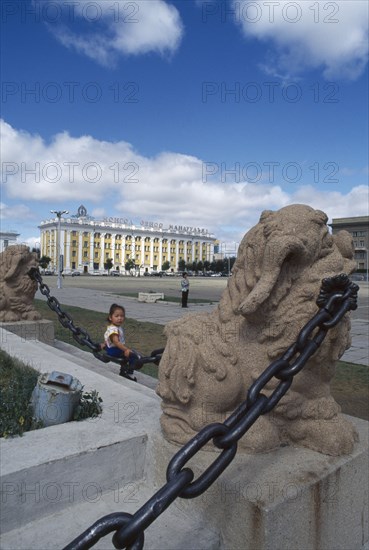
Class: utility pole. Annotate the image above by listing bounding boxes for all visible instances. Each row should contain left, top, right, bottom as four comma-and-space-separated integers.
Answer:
51, 209, 69, 289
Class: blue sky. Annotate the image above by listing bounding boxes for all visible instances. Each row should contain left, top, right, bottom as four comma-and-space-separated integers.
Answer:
1, 0, 368, 247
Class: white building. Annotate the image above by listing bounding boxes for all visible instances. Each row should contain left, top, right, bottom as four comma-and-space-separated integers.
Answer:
0, 230, 20, 253
39, 205, 217, 274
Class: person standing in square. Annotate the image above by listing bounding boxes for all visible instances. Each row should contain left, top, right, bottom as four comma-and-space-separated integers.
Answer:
181, 272, 190, 308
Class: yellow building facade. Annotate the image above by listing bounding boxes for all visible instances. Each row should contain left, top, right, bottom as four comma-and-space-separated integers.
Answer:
39, 205, 216, 274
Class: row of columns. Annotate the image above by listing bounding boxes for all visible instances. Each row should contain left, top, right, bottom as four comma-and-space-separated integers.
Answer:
43, 229, 213, 272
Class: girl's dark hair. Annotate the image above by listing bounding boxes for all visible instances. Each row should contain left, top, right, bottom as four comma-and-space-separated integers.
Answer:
107, 303, 125, 321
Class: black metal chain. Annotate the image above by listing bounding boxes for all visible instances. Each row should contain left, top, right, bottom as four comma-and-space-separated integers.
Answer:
57, 273, 358, 550
28, 268, 164, 380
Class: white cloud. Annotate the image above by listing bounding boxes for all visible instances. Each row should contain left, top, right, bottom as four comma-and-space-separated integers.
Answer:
0, 201, 35, 221
291, 185, 369, 222
1, 119, 367, 243
41, 0, 184, 66
21, 236, 42, 249
233, 0, 369, 80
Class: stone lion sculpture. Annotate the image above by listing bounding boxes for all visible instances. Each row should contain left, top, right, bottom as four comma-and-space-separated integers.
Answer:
157, 204, 358, 456
0, 245, 42, 322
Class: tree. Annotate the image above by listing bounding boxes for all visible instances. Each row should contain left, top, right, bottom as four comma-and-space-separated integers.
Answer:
125, 259, 135, 273
178, 259, 186, 272
196, 261, 203, 272
39, 255, 51, 270
104, 258, 114, 272
214, 259, 224, 273
162, 260, 170, 271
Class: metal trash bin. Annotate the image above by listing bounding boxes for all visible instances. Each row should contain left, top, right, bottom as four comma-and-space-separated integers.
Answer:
31, 371, 83, 427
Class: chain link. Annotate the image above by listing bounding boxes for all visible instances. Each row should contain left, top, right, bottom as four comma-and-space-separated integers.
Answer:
29, 269, 358, 550
28, 268, 164, 378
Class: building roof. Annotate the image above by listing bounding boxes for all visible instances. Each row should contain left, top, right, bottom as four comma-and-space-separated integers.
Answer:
331, 216, 369, 226
0, 230, 20, 238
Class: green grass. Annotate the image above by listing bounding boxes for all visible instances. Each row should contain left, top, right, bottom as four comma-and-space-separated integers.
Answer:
330, 361, 368, 420
31, 301, 369, 418
334, 361, 368, 385
0, 350, 43, 438
0, 349, 104, 437
34, 299, 166, 378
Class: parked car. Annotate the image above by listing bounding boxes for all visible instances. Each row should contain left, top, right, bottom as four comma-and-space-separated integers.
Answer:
110, 270, 120, 276
71, 270, 81, 277
44, 270, 54, 275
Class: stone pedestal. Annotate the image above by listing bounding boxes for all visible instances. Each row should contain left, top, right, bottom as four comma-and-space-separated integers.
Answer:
155, 415, 369, 550
138, 292, 164, 303
0, 320, 54, 346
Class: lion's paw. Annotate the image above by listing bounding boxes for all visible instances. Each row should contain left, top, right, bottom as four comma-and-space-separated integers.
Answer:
286, 415, 358, 456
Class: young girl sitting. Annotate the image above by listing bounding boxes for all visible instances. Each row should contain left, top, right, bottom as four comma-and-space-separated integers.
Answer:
104, 303, 139, 369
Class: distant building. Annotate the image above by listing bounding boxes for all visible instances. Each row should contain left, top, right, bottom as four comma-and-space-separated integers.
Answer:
0, 230, 20, 253
330, 216, 369, 271
39, 205, 216, 274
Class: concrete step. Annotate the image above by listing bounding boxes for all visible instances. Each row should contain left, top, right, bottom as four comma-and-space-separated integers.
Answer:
1, 422, 147, 534
52, 339, 159, 390
0, 482, 221, 550
0, 329, 161, 537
